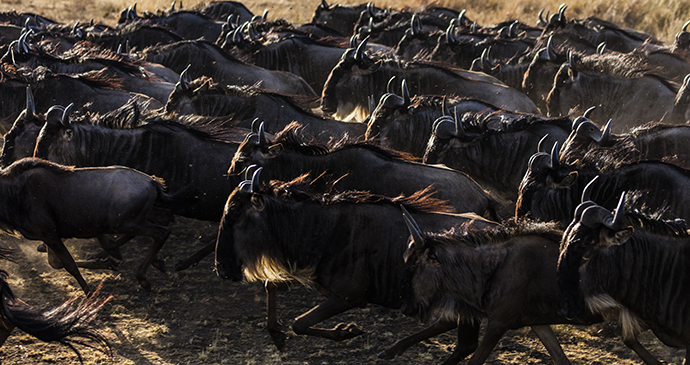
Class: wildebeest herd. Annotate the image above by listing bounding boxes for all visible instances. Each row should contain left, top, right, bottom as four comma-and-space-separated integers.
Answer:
1, 0, 690, 363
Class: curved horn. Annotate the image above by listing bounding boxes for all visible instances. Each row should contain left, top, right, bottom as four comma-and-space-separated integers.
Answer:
684, 20, 690, 32
61, 103, 74, 127
597, 119, 612, 145
262, 9, 269, 21
355, 35, 370, 61
581, 175, 599, 203
243, 164, 259, 181
258, 121, 267, 145
558, 3, 567, 22
248, 23, 260, 41
251, 167, 263, 193
597, 42, 606, 54
537, 134, 549, 153
509, 20, 518, 38
550, 141, 560, 169
18, 31, 29, 53
401, 79, 410, 106
606, 192, 627, 230
546, 34, 557, 60
320, 0, 330, 9
386, 76, 397, 94
367, 2, 375, 17
176, 65, 191, 90
401, 205, 424, 252
25, 86, 35, 119
250, 118, 260, 134
46, 105, 66, 124
583, 106, 596, 119
445, 23, 457, 44
458, 9, 467, 24
442, 95, 450, 117
538, 9, 547, 26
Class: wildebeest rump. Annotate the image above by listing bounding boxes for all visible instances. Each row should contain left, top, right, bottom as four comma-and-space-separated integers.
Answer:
229, 122, 499, 219
214, 171, 495, 353
0, 158, 178, 294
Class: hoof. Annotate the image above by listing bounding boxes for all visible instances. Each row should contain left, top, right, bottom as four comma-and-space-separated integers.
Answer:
333, 323, 365, 340
36, 244, 47, 253
151, 258, 166, 273
378, 350, 394, 359
99, 257, 120, 270
174, 260, 193, 272
269, 329, 287, 351
137, 278, 152, 292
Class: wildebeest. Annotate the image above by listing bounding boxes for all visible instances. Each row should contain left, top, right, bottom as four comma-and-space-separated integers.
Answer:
560, 114, 690, 169
311, 1, 384, 37
229, 122, 499, 219
516, 145, 690, 226
0, 87, 45, 167
0, 157, 179, 294
401, 211, 607, 364
0, 64, 162, 133
423, 109, 572, 215
165, 76, 365, 143
545, 52, 679, 133
320, 38, 539, 121
141, 39, 318, 99
197, 1, 255, 23
365, 85, 503, 158
557, 194, 690, 364
215, 170, 495, 352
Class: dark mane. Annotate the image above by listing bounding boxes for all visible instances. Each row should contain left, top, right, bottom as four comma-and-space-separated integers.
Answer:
622, 194, 690, 237
628, 121, 690, 136
264, 175, 453, 214
2, 157, 74, 178
424, 218, 562, 247
462, 110, 572, 134
563, 135, 641, 172
272, 122, 415, 161
223, 84, 319, 111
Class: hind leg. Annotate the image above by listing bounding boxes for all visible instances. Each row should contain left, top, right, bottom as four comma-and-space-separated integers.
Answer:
45, 238, 92, 295
132, 224, 171, 291
532, 325, 571, 365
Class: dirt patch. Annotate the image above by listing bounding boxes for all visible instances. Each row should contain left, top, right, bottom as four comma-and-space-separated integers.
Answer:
0, 217, 685, 364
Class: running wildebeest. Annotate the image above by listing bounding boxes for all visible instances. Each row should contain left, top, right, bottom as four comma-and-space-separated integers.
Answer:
0, 157, 179, 294
215, 169, 495, 353
229, 122, 499, 219
401, 207, 661, 365
557, 192, 690, 364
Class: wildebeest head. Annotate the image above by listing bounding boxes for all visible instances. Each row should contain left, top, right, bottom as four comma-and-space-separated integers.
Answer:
557, 193, 631, 321
164, 73, 220, 115
521, 35, 566, 113
228, 120, 287, 177
0, 87, 47, 168
33, 103, 77, 163
215, 165, 265, 281
515, 142, 579, 219
399, 206, 459, 323
321, 36, 381, 116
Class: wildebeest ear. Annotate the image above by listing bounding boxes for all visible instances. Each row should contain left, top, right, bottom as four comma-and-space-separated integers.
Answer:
556, 170, 578, 187
605, 227, 634, 247
250, 195, 265, 211
265, 143, 283, 158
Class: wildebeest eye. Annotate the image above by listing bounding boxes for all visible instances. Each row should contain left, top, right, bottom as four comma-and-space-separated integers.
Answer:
427, 251, 438, 262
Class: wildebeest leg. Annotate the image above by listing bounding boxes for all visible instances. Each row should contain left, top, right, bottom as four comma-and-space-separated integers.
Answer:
465, 320, 508, 365
96, 234, 123, 260
134, 225, 171, 291
441, 323, 481, 365
622, 337, 662, 365
531, 325, 571, 365
45, 240, 92, 295
292, 295, 363, 341
265, 281, 286, 350
174, 242, 214, 271
0, 317, 14, 347
379, 319, 458, 359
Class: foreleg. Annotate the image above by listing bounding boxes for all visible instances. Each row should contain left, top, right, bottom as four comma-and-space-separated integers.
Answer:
45, 240, 91, 295
265, 281, 286, 350
292, 295, 362, 341
379, 319, 457, 359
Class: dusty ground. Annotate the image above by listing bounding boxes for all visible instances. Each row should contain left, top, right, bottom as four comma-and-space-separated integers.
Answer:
0, 217, 685, 365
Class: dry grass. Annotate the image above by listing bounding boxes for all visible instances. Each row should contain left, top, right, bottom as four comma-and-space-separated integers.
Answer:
1, 0, 690, 44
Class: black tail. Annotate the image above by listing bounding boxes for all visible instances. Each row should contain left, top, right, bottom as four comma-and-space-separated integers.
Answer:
0, 276, 113, 363
153, 181, 197, 214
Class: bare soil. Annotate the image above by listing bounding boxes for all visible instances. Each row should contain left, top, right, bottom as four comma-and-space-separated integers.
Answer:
0, 217, 685, 365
